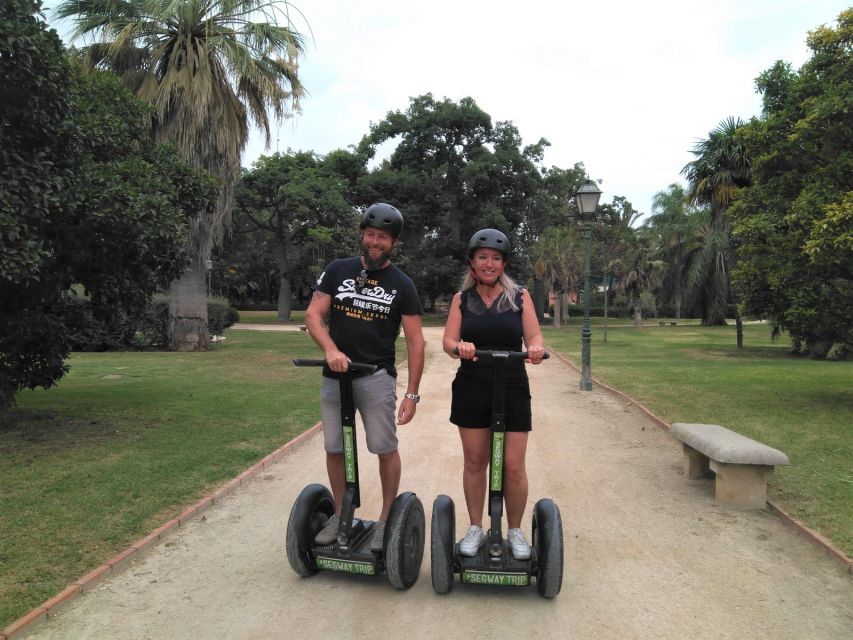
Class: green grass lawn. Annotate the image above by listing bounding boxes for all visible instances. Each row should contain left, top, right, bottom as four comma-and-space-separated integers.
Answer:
542, 321, 853, 559
1, 321, 850, 628
0, 330, 324, 628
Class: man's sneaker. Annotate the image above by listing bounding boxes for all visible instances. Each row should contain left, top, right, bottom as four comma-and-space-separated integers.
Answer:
507, 528, 531, 560
459, 525, 485, 556
370, 520, 386, 553
314, 514, 339, 545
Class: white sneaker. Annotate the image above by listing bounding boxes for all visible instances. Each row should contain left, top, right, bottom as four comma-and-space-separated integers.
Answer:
507, 528, 531, 560
458, 525, 485, 556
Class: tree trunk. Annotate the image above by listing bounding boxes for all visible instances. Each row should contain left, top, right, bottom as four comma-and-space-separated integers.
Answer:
277, 275, 292, 322
168, 264, 209, 351
533, 279, 545, 321
562, 292, 569, 323
553, 292, 561, 329
633, 302, 643, 327
674, 259, 682, 319
735, 307, 743, 349
603, 285, 609, 343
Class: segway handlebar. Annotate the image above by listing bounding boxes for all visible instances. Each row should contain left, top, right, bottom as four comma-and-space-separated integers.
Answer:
452, 348, 550, 361
292, 358, 378, 374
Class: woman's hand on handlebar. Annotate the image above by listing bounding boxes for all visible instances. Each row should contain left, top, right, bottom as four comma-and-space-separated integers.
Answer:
456, 340, 477, 361
526, 345, 546, 365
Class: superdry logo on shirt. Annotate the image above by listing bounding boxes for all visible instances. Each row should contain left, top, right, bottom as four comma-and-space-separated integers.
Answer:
334, 277, 397, 320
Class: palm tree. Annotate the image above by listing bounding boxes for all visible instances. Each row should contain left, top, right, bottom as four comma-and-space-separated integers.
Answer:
530, 225, 583, 329
615, 230, 664, 327
646, 183, 705, 319
681, 117, 751, 334
56, 0, 306, 350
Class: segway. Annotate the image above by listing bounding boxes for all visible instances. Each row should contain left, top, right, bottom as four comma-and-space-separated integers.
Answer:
286, 359, 424, 589
431, 349, 563, 598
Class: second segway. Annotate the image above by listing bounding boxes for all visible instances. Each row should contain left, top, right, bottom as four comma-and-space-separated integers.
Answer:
286, 358, 424, 589
431, 349, 563, 598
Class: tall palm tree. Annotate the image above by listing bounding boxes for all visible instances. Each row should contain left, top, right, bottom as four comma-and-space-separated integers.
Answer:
530, 225, 583, 329
646, 183, 705, 319
615, 230, 664, 327
680, 117, 750, 331
56, 0, 306, 350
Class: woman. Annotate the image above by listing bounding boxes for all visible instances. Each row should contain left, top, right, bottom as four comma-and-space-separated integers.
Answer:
442, 228, 545, 559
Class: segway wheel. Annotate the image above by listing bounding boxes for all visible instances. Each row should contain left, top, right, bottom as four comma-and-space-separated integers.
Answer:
532, 498, 564, 598
385, 492, 425, 590
286, 483, 334, 577
430, 495, 456, 594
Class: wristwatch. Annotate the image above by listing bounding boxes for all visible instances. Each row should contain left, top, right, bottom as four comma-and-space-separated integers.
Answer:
404, 392, 420, 403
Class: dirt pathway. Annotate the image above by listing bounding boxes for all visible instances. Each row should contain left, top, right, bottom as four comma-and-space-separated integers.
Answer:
23, 327, 852, 639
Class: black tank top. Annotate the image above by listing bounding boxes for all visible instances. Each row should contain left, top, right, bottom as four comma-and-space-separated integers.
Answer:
458, 288, 526, 377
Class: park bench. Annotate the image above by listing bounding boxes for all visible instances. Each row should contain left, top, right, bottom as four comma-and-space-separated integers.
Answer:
670, 423, 790, 509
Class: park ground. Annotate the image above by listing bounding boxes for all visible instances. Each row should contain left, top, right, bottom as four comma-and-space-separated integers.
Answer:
13, 326, 852, 640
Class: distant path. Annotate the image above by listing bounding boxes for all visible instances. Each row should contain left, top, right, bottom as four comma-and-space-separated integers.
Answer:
21, 327, 853, 639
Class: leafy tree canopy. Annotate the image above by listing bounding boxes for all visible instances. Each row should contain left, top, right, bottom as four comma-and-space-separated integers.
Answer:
1, 1, 216, 408
230, 150, 364, 318
730, 9, 853, 358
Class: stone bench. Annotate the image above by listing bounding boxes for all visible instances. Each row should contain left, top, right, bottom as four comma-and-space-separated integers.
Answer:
670, 423, 790, 509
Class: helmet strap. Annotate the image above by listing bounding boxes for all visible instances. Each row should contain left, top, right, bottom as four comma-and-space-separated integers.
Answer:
468, 259, 500, 288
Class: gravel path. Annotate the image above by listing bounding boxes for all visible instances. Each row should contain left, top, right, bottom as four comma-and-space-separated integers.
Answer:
21, 327, 852, 639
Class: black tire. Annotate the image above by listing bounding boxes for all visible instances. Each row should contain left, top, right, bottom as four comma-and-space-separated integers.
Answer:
430, 495, 456, 594
286, 483, 334, 577
532, 498, 564, 598
385, 492, 425, 590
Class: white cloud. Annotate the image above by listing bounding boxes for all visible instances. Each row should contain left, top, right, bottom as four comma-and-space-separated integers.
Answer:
245, 0, 848, 217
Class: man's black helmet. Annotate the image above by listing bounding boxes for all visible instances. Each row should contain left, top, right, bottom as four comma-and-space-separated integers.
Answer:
468, 228, 509, 259
360, 203, 403, 238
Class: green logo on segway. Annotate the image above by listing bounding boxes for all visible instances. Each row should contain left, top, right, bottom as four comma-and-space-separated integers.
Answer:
343, 425, 355, 483
490, 432, 504, 491
316, 557, 376, 575
462, 570, 529, 586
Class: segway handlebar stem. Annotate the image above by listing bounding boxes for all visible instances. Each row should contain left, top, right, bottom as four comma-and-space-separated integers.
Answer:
293, 359, 378, 374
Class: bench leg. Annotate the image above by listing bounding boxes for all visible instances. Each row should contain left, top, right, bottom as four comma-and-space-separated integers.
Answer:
709, 460, 774, 509
682, 444, 710, 479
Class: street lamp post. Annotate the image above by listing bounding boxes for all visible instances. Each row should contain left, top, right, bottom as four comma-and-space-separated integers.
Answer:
574, 182, 602, 391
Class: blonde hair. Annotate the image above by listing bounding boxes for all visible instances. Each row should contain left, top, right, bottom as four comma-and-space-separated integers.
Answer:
460, 269, 521, 312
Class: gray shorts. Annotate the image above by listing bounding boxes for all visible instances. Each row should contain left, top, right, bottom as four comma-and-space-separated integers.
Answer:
320, 369, 398, 454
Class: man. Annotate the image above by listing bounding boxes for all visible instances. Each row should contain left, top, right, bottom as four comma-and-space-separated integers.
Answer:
304, 202, 425, 552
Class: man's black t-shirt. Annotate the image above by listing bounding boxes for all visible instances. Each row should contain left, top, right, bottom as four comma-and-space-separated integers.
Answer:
315, 256, 422, 378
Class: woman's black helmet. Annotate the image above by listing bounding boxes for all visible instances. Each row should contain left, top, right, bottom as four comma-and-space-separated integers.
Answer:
360, 203, 403, 238
468, 228, 509, 259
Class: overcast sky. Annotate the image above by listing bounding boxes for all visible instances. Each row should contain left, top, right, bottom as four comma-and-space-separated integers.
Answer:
47, 0, 849, 218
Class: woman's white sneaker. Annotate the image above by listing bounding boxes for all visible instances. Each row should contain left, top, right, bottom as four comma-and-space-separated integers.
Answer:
507, 528, 531, 559
459, 525, 485, 556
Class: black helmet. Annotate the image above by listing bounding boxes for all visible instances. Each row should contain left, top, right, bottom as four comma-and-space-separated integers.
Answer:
468, 228, 509, 259
360, 203, 403, 238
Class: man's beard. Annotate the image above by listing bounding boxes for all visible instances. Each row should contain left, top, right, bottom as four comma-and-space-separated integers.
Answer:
362, 248, 391, 270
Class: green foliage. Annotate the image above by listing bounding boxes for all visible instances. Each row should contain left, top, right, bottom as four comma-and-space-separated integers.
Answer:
681, 117, 751, 326
207, 297, 240, 335
55, 0, 308, 351
731, 9, 853, 358
0, 1, 218, 408
358, 94, 550, 307
0, 1, 73, 408
227, 150, 364, 319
